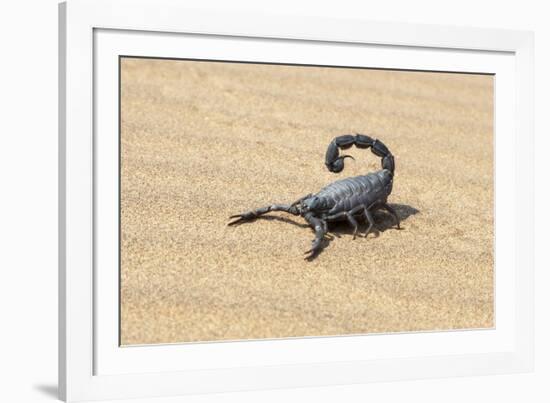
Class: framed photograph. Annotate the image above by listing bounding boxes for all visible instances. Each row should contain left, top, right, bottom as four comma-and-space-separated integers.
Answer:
59, 0, 534, 401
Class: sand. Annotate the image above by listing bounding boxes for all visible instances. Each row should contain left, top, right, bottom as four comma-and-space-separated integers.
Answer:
120, 58, 494, 345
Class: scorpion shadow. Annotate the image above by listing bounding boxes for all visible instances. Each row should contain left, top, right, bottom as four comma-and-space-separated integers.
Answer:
329, 203, 419, 236
246, 203, 419, 260
307, 203, 419, 260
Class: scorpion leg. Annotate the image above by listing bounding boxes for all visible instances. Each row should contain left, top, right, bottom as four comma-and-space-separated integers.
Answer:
227, 204, 298, 226
325, 211, 347, 221
346, 214, 360, 240
379, 203, 401, 229
347, 205, 365, 239
326, 211, 356, 238
303, 214, 327, 259
327, 208, 363, 239
362, 207, 376, 238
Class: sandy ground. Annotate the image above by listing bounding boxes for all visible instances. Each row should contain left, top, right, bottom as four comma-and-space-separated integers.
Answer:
120, 58, 494, 345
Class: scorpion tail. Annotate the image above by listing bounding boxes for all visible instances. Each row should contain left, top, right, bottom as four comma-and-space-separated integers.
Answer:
324, 134, 395, 175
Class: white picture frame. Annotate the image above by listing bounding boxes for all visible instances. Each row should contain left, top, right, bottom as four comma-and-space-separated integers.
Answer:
59, 0, 534, 401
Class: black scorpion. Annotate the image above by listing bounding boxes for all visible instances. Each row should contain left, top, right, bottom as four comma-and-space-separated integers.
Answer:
228, 134, 400, 259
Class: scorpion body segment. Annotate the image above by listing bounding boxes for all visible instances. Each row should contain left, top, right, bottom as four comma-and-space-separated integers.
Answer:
228, 134, 400, 259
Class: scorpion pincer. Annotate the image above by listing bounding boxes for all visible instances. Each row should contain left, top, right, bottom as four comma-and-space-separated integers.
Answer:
228, 134, 400, 259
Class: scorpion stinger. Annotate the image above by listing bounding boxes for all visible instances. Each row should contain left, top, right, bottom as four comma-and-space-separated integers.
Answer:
229, 134, 401, 260
325, 134, 395, 176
